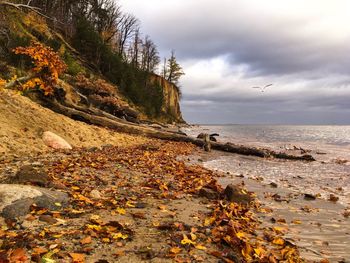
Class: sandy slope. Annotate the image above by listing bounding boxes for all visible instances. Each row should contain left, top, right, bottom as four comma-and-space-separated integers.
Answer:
0, 89, 147, 157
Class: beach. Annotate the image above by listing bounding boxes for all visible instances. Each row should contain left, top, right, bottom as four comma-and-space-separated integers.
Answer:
184, 125, 350, 262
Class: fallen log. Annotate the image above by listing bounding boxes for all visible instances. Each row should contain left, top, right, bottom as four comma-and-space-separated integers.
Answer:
46, 99, 315, 162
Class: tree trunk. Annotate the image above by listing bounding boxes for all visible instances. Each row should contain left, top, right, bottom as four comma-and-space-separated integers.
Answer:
46, 100, 315, 162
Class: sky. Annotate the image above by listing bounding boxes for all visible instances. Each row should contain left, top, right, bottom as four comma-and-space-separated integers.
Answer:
119, 0, 350, 124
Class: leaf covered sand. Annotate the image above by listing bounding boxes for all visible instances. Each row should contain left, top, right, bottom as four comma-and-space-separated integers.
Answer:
0, 140, 303, 262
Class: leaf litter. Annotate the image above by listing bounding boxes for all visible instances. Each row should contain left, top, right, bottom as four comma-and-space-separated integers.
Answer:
0, 139, 313, 262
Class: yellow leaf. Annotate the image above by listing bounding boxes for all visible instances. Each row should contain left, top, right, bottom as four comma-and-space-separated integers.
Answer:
126, 201, 136, 208
236, 231, 246, 240
254, 247, 265, 257
204, 217, 215, 226
102, 238, 110, 243
113, 232, 128, 240
190, 233, 197, 241
86, 224, 102, 231
195, 244, 206, 250
181, 234, 196, 245
116, 207, 126, 215
272, 238, 285, 246
291, 220, 302, 224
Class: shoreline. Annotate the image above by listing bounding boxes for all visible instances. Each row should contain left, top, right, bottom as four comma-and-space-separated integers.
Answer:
187, 149, 350, 262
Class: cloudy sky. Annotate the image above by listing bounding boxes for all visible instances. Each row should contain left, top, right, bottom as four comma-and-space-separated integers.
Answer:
119, 0, 350, 124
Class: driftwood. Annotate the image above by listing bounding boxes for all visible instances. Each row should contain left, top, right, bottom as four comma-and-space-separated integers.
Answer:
45, 99, 315, 161
203, 134, 211, 152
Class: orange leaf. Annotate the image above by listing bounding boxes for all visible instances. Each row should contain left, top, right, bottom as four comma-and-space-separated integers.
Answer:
80, 236, 92, 245
9, 248, 28, 262
69, 253, 85, 263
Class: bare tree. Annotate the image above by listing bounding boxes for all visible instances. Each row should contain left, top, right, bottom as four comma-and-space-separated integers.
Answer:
140, 35, 159, 72
116, 13, 138, 57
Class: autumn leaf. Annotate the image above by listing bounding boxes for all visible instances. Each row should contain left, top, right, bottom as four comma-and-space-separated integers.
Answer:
80, 236, 92, 245
181, 234, 196, 245
116, 207, 126, 215
195, 244, 206, 250
272, 237, 285, 246
112, 232, 128, 240
169, 247, 182, 254
69, 253, 85, 263
9, 248, 28, 262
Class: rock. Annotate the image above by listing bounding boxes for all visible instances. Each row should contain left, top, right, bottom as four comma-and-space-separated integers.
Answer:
7, 165, 50, 187
90, 189, 102, 199
223, 184, 253, 205
270, 182, 278, 188
39, 215, 58, 224
304, 193, 316, 200
0, 184, 68, 219
42, 131, 72, 150
329, 194, 339, 202
196, 133, 219, 142
199, 187, 219, 200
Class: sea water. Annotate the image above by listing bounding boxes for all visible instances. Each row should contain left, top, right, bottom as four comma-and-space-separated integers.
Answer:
183, 125, 350, 261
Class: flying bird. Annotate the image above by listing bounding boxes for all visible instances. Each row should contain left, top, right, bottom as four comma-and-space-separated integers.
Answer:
252, 84, 273, 92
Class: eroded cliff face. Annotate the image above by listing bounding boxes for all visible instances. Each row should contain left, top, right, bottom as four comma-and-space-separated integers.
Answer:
150, 74, 185, 124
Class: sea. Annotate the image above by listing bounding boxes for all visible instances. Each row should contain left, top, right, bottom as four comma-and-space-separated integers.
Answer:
183, 125, 350, 261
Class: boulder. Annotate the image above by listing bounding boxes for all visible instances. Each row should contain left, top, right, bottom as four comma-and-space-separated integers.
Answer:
223, 184, 253, 205
42, 131, 72, 150
6, 165, 50, 187
0, 184, 69, 219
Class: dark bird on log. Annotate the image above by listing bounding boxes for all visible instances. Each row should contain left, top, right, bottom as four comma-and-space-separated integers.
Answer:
252, 84, 273, 92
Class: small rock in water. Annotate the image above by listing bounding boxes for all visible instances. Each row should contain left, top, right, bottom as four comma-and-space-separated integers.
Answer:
223, 184, 252, 205
304, 193, 316, 200
329, 194, 339, 202
270, 182, 278, 188
90, 189, 102, 199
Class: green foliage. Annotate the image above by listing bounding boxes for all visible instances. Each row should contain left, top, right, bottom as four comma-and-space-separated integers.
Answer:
64, 52, 83, 75
72, 17, 165, 118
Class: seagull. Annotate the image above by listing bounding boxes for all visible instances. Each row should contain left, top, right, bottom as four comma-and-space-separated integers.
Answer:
252, 84, 273, 92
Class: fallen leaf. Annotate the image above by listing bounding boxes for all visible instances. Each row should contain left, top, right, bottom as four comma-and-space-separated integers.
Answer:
80, 236, 92, 245
169, 247, 182, 254
69, 253, 85, 263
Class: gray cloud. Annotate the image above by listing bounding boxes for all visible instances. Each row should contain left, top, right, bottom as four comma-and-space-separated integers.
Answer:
120, 0, 350, 124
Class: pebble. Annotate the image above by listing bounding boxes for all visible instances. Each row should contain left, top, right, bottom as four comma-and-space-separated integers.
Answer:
90, 189, 102, 199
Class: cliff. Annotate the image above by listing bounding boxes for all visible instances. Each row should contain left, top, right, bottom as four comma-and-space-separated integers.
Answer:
149, 73, 185, 124
0, 10, 186, 125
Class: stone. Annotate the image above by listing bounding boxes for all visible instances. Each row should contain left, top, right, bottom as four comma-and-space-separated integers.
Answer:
90, 189, 102, 199
270, 182, 278, 188
42, 131, 72, 150
0, 184, 69, 219
199, 187, 219, 200
329, 194, 339, 202
39, 215, 58, 224
304, 193, 316, 200
223, 184, 253, 205
7, 165, 50, 187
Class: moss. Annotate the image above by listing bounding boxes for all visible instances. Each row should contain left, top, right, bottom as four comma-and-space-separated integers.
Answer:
64, 51, 84, 76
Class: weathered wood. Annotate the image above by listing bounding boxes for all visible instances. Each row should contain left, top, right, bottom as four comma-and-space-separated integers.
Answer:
203, 134, 211, 152
46, 100, 315, 161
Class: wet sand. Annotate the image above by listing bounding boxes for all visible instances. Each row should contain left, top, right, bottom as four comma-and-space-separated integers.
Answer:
187, 150, 350, 262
